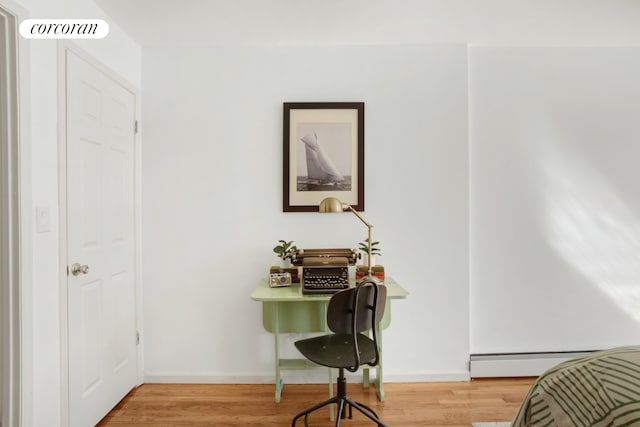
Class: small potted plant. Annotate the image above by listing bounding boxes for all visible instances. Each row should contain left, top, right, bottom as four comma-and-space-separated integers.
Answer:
273, 240, 297, 266
358, 239, 381, 267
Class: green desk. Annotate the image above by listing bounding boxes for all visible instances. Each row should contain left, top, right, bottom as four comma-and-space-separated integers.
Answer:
251, 277, 408, 403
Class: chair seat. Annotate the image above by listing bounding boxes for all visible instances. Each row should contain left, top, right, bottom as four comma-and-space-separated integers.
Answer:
294, 333, 377, 369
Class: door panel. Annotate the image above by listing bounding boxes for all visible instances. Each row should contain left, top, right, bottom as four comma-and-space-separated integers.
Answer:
66, 49, 137, 427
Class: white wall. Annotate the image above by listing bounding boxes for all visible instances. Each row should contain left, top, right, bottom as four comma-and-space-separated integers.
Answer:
11, 0, 141, 425
132, 0, 640, 386
141, 44, 470, 382
470, 46, 640, 355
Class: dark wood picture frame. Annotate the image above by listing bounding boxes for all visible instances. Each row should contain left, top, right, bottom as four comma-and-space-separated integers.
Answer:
283, 102, 365, 212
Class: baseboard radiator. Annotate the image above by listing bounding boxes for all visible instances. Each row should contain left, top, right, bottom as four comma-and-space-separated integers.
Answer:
470, 351, 596, 378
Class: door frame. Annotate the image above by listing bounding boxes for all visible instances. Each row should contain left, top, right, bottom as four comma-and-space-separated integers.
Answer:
57, 41, 143, 426
0, 1, 32, 426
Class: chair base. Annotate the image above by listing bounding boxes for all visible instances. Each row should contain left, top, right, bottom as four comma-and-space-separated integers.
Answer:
291, 371, 387, 427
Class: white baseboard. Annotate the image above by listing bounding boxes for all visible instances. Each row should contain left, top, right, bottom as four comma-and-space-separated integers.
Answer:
469, 351, 594, 378
143, 370, 470, 384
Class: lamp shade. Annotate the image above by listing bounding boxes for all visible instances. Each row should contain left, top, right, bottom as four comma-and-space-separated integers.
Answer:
318, 197, 347, 213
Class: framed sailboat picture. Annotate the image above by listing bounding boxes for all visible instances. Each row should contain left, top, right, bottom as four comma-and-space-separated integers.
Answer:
283, 102, 365, 212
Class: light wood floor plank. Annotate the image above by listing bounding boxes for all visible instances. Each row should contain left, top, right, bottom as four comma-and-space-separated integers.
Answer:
98, 378, 536, 426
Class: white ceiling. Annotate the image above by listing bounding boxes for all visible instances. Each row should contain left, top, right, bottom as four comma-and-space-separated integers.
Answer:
96, 0, 640, 47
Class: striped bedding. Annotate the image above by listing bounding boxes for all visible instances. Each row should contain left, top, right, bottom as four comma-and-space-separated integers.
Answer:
512, 346, 640, 427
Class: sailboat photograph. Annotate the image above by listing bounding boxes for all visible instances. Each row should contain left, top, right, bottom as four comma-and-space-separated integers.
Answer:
297, 124, 352, 191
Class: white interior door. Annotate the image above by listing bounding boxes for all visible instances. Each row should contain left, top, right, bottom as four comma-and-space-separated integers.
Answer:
65, 49, 138, 427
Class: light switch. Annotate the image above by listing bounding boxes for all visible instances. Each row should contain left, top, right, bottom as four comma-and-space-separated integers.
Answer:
35, 206, 51, 233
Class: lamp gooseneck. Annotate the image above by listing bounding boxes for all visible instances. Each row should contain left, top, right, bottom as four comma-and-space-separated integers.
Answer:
318, 197, 374, 278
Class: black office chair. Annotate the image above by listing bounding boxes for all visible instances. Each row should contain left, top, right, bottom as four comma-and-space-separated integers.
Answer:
291, 278, 388, 427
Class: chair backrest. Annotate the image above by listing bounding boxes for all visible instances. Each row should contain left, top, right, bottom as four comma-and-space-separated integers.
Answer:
326, 278, 387, 371
327, 278, 387, 335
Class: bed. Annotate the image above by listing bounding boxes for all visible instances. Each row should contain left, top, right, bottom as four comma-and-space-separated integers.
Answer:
512, 346, 640, 426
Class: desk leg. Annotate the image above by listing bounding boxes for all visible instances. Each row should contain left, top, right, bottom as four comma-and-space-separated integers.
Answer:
321, 301, 335, 421
376, 324, 384, 402
363, 366, 370, 388
362, 330, 371, 388
273, 302, 283, 403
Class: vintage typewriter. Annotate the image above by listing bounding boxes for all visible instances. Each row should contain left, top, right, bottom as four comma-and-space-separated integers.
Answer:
289, 248, 359, 295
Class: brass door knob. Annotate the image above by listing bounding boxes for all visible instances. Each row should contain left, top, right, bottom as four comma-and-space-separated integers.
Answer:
70, 263, 90, 276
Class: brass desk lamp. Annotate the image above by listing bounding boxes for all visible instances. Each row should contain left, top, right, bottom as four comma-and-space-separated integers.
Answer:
319, 197, 374, 278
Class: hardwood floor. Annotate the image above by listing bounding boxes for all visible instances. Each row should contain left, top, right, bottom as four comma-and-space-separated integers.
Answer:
98, 378, 536, 426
